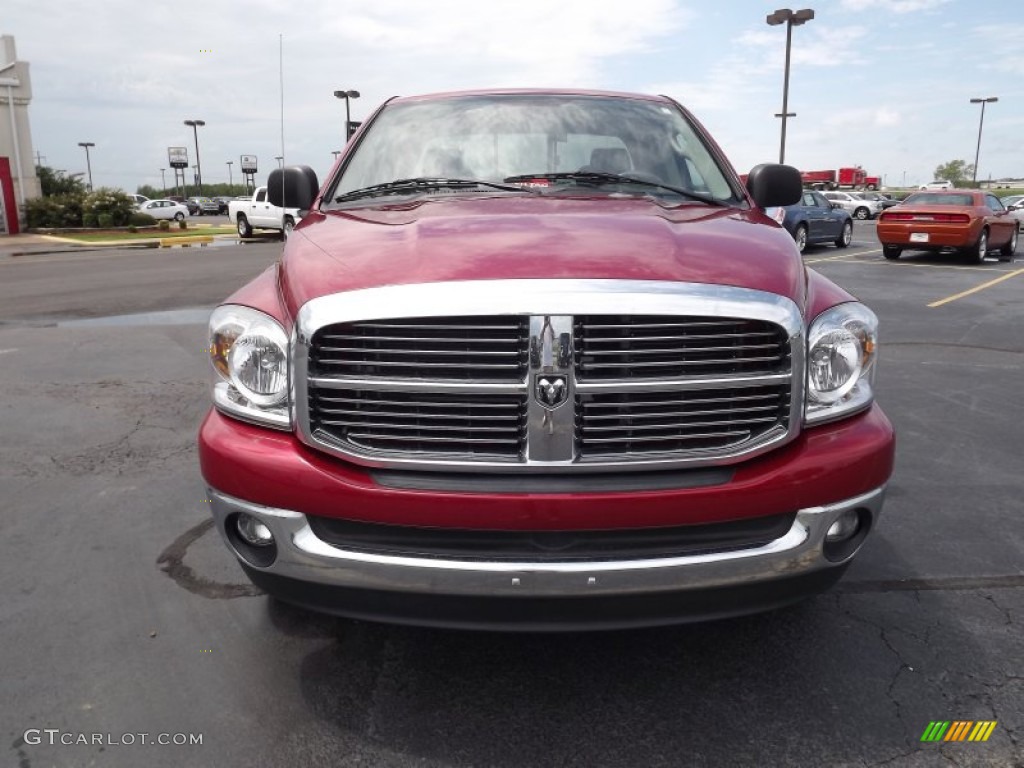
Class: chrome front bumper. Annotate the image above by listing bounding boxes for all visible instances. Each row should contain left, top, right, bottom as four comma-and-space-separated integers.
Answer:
208, 486, 885, 603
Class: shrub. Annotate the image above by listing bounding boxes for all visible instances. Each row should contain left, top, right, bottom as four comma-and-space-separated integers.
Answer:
82, 188, 135, 227
178, 219, 187, 230
128, 226, 138, 233
129, 212, 157, 226
25, 193, 85, 228
82, 212, 98, 228
158, 220, 170, 231
96, 213, 114, 228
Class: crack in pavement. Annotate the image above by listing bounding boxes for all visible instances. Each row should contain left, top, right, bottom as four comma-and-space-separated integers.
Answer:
837, 594, 917, 750
839, 575, 1024, 593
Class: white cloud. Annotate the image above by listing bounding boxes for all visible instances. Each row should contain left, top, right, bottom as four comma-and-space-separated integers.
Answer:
735, 25, 870, 67
839, 0, 951, 13
823, 107, 902, 128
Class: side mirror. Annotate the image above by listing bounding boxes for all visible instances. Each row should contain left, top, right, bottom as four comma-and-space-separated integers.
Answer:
267, 165, 319, 211
746, 164, 802, 208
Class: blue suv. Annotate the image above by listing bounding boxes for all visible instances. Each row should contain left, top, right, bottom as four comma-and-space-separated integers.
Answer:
768, 190, 853, 253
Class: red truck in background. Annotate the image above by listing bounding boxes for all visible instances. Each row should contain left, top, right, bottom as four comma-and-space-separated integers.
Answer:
801, 167, 880, 191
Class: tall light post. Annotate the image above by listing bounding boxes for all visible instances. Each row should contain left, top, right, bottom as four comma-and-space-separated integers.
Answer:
275, 156, 284, 168
77, 141, 95, 191
331, 150, 340, 162
226, 160, 233, 189
183, 119, 205, 195
160, 167, 167, 194
766, 8, 815, 164
969, 97, 997, 185
333, 89, 360, 141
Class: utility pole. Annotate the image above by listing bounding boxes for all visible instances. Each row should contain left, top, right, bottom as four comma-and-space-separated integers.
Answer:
766, 9, 815, 164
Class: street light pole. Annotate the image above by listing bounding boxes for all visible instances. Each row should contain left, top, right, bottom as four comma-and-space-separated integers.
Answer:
160, 168, 166, 194
331, 150, 340, 162
275, 156, 284, 169
226, 160, 233, 189
766, 8, 815, 164
77, 141, 95, 191
333, 89, 361, 141
183, 119, 205, 195
969, 97, 997, 185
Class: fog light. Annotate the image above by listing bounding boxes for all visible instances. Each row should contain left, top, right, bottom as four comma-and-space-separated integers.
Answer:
236, 513, 274, 547
826, 509, 860, 543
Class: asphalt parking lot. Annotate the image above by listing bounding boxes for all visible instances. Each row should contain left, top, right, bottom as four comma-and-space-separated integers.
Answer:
1, 221, 1022, 767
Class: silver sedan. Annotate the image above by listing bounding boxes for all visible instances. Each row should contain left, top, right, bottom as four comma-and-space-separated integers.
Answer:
138, 199, 191, 222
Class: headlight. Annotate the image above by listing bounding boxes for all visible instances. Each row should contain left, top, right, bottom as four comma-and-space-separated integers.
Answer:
209, 305, 291, 429
805, 302, 878, 425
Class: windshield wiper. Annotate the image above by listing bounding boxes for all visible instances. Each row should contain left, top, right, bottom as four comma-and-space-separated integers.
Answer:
334, 177, 531, 203
503, 172, 730, 207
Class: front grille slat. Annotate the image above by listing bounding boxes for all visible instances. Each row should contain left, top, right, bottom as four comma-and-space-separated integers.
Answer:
583, 405, 781, 421
584, 430, 751, 444
583, 355, 784, 369
316, 359, 523, 370
316, 407, 522, 421
347, 433, 522, 445
583, 344, 781, 356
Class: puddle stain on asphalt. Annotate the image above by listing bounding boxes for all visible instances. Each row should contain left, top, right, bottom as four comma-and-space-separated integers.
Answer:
157, 518, 263, 599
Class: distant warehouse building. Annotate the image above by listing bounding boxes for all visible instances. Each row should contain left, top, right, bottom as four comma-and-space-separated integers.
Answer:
0, 34, 41, 234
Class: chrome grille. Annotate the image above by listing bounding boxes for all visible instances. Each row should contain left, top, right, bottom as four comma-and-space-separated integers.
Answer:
296, 281, 804, 471
574, 315, 790, 380
576, 384, 791, 458
311, 316, 529, 382
309, 388, 528, 459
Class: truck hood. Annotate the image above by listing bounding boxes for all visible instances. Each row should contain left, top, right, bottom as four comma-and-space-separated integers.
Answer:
279, 196, 806, 318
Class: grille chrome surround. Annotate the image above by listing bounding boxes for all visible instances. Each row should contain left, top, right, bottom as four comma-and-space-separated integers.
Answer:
294, 280, 805, 472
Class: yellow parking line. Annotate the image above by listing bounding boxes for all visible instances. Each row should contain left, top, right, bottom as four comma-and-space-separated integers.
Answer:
928, 268, 1024, 308
804, 249, 878, 264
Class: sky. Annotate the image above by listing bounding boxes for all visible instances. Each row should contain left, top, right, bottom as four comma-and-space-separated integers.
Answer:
4, 0, 1022, 193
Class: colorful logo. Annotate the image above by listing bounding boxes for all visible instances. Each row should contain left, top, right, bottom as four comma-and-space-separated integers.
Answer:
920, 721, 997, 743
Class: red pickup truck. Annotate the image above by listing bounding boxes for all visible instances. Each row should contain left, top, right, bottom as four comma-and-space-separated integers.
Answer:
198, 89, 894, 630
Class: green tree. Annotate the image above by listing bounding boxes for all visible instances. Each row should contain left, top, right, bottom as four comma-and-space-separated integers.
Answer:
933, 160, 975, 187
37, 165, 87, 197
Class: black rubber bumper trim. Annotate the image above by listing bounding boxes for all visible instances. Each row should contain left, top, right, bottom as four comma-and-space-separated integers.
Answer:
240, 564, 848, 632
368, 467, 734, 493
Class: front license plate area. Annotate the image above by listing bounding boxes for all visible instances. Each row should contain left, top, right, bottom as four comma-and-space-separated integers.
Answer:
910, 232, 930, 243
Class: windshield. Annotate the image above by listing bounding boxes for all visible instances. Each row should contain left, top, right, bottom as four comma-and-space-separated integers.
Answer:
329, 93, 739, 205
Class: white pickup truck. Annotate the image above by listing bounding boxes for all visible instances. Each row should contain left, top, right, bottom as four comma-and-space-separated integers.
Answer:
228, 186, 301, 239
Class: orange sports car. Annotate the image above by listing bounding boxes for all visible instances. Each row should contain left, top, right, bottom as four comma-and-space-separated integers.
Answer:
876, 190, 1017, 264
